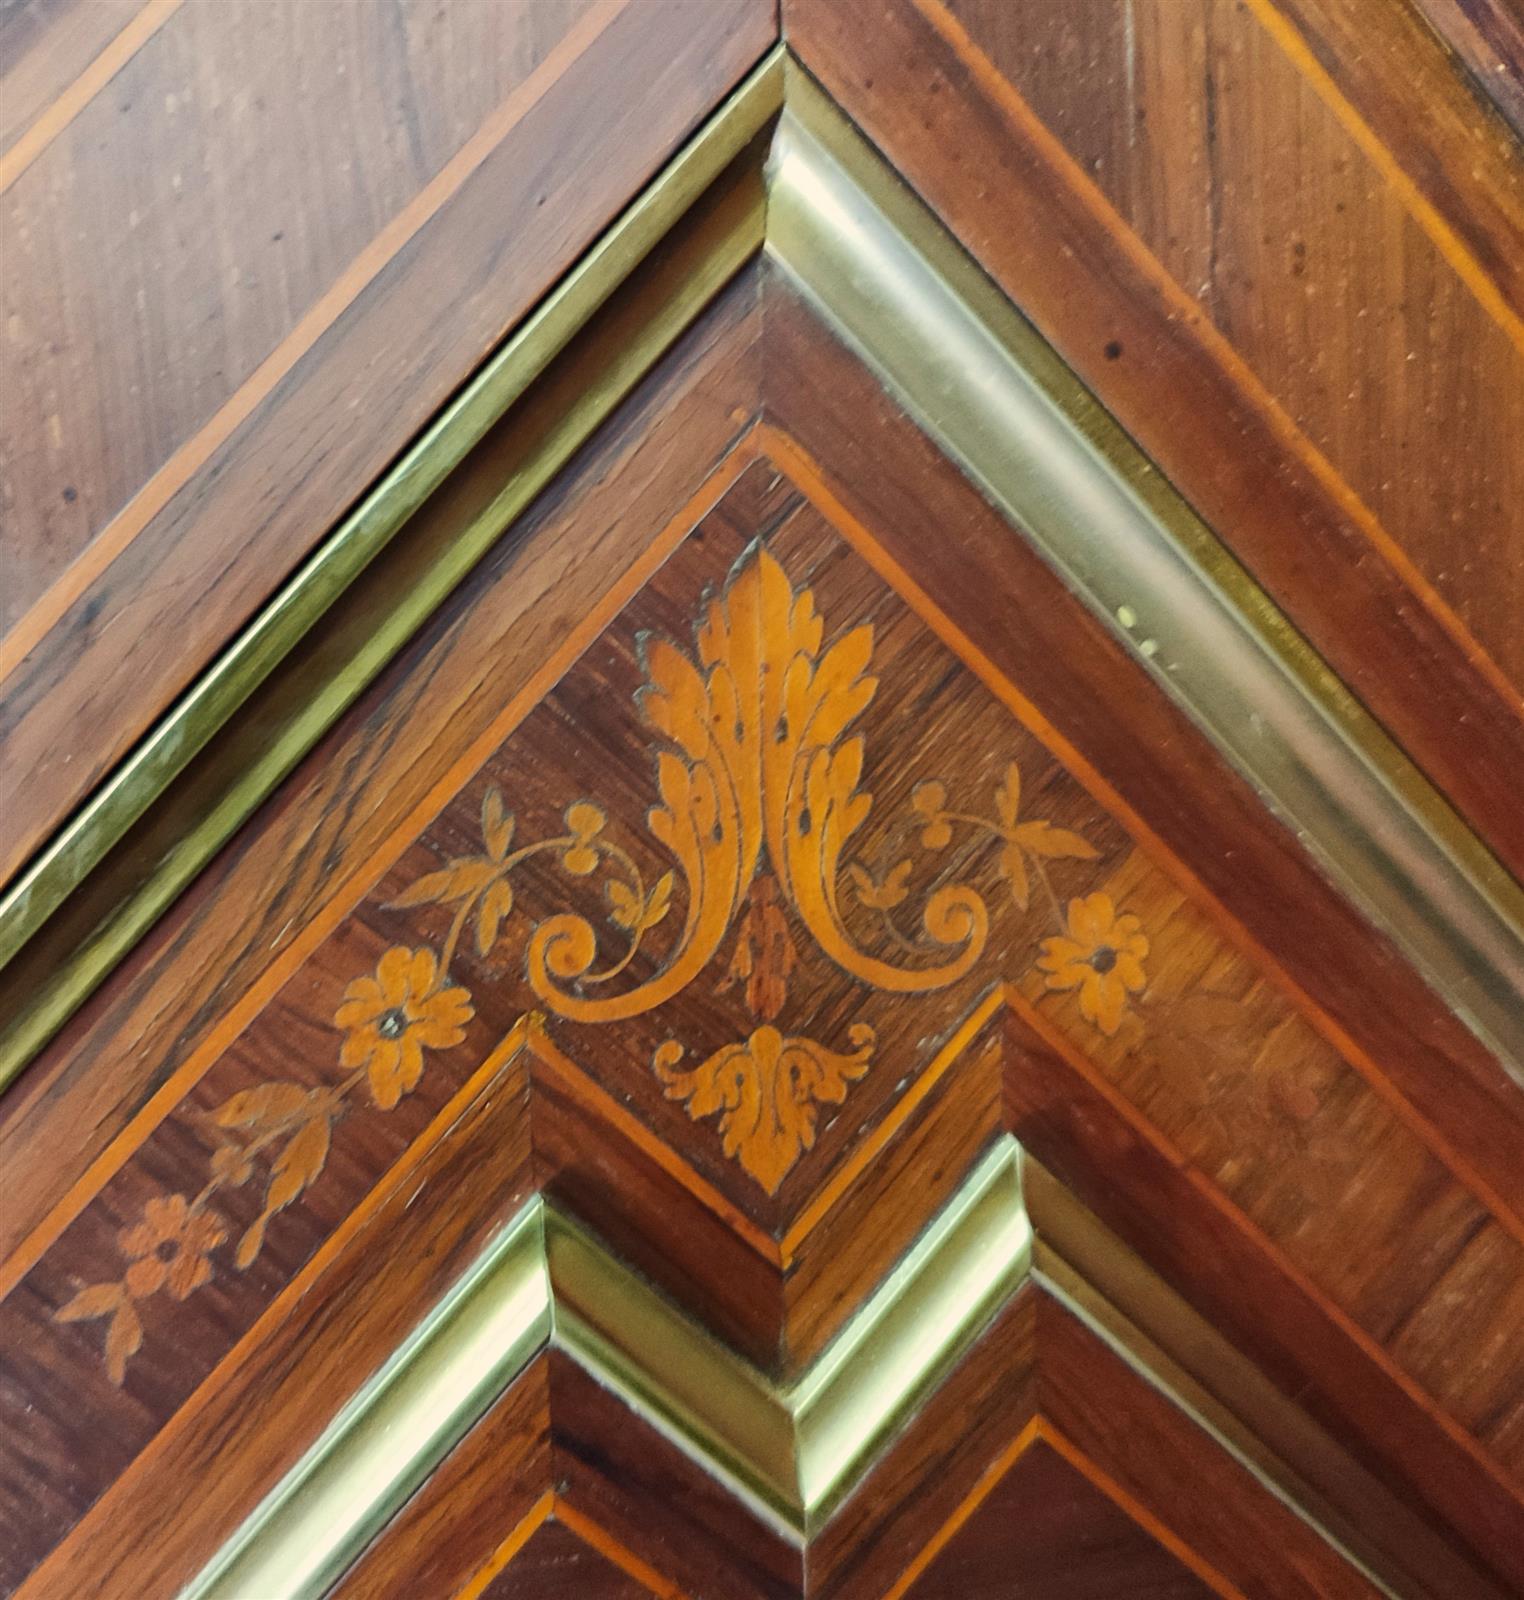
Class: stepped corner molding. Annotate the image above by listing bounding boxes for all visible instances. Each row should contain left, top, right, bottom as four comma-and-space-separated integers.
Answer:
1, 49, 1519, 1095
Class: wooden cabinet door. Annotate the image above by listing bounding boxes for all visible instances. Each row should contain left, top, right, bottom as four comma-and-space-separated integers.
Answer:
2, 6, 1521, 1596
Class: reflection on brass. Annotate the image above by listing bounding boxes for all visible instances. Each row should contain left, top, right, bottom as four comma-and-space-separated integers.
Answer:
7, 44, 1521, 1093
184, 1137, 1425, 1600
0, 50, 785, 1086
182, 1140, 1028, 1599
765, 64, 1524, 1075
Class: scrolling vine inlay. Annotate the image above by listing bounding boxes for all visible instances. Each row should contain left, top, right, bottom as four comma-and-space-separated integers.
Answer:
55, 539, 1155, 1378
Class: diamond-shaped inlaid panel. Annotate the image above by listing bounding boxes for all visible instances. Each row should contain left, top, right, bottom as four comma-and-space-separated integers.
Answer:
363, 458, 1130, 1225
11, 437, 1522, 1592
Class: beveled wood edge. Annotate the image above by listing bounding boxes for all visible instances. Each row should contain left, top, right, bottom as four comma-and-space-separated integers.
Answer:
1024, 1165, 1506, 1600
181, 1141, 1025, 1598
0, 46, 787, 1083
182, 1136, 1422, 1600
763, 61, 1524, 1077
4, 45, 1520, 1101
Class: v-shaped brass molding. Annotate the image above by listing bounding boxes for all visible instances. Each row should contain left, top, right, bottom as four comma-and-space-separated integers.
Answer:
181, 1137, 1407, 1600
181, 1140, 1029, 1600
3, 46, 1519, 1091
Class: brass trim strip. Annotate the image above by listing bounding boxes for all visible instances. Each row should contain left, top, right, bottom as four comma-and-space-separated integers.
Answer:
9, 45, 1522, 1096
180, 1140, 1429, 1600
765, 64, 1524, 1078
1033, 1251, 1403, 1600
789, 1138, 1028, 1525
178, 1142, 1029, 1598
0, 48, 784, 1087
182, 1202, 551, 1600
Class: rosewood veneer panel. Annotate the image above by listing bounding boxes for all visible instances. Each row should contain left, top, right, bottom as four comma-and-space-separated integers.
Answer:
786, 0, 1524, 886
5, 265, 1521, 1593
0, 0, 776, 883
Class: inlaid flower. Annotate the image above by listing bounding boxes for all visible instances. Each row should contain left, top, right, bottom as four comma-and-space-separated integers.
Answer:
1037, 892, 1149, 1035
911, 780, 952, 849
561, 801, 607, 875
336, 946, 473, 1109
119, 1193, 226, 1301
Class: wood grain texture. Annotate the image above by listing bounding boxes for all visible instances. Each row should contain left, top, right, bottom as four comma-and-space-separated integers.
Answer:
5, 272, 1520, 1598
761, 275, 1524, 1272
902, 1436, 1215, 1599
942, 0, 1524, 678
5, 67, 1522, 1591
0, 0, 159, 165
7, 1036, 532, 1597
813, 1278, 1381, 1600
548, 1351, 803, 1600
483, 1517, 659, 1600
333, 1359, 551, 1600
0, 272, 763, 1269
0, 0, 775, 885
1005, 1008, 1524, 1593
1034, 1298, 1377, 1600
1414, 0, 1524, 141
785, 0, 1524, 888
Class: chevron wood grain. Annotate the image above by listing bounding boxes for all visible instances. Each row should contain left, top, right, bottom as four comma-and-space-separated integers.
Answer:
3, 16, 1522, 1599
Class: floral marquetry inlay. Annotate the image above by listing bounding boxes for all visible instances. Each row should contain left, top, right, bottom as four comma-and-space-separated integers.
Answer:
55, 536, 1164, 1378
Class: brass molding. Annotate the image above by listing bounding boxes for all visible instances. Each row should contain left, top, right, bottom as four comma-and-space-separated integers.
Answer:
764, 62, 1524, 1077
181, 1141, 1028, 1599
0, 47, 785, 1086
6, 44, 1522, 1092
182, 1201, 552, 1600
181, 1141, 1446, 1600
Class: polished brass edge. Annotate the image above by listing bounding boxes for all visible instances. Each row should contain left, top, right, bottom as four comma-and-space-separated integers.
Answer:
16, 42, 1522, 1092
0, 47, 785, 1088
766, 63, 1524, 1077
182, 1138, 1419, 1600
789, 1136, 1030, 1526
546, 1206, 803, 1536
1024, 1160, 1502, 1600
549, 1137, 1030, 1537
179, 1139, 1031, 1596
179, 1200, 551, 1600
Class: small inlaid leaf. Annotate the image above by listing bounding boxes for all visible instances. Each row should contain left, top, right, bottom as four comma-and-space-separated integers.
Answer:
209, 1143, 255, 1186
642, 871, 674, 931
104, 1301, 143, 1386
385, 859, 497, 909
848, 859, 911, 910
475, 877, 514, 956
607, 879, 641, 930
999, 841, 1030, 911
57, 1282, 125, 1323
209, 1082, 312, 1131
996, 761, 1022, 830
1013, 821, 1098, 860
482, 789, 514, 861
609, 872, 673, 933
236, 1114, 331, 1269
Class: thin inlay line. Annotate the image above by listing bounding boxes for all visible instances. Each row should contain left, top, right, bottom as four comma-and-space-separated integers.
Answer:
0, 439, 758, 1304
875, 1415, 1044, 1600
1036, 1422, 1249, 1600
1007, 984, 1524, 1502
911, 0, 1524, 720
449, 1490, 554, 1600
14, 1024, 532, 1600
0, 0, 187, 195
0, 0, 633, 679
1245, 0, 1524, 356
554, 1500, 689, 1599
763, 425, 1524, 1253
527, 1021, 783, 1266
779, 986, 1004, 1262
